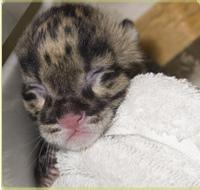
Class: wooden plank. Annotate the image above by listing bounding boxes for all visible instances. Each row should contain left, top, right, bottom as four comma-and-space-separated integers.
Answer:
2, 2, 42, 64
135, 3, 200, 66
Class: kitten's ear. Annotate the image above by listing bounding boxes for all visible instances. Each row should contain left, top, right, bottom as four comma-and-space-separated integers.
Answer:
120, 19, 139, 40
121, 19, 134, 29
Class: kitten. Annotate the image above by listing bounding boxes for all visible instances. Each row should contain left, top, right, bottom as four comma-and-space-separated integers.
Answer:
16, 3, 145, 187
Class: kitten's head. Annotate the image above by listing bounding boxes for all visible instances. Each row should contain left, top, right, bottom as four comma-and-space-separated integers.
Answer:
16, 4, 144, 151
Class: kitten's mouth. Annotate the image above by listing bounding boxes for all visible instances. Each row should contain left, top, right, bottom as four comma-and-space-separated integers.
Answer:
39, 112, 103, 150
57, 112, 92, 140
58, 112, 86, 129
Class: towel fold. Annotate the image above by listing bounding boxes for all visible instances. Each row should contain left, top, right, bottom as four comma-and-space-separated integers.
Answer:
53, 73, 200, 187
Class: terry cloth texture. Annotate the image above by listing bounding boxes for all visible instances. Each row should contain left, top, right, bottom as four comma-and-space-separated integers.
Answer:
53, 73, 200, 187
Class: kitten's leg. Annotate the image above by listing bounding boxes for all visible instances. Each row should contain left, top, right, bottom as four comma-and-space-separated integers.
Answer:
35, 140, 60, 187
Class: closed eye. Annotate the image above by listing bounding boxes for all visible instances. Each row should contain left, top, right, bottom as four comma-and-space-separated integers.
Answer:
101, 71, 118, 83
86, 68, 104, 82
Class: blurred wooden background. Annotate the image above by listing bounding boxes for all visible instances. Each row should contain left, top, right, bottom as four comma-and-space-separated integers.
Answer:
136, 3, 200, 66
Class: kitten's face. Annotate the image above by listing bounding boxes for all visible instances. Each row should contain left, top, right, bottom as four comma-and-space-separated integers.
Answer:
16, 4, 144, 151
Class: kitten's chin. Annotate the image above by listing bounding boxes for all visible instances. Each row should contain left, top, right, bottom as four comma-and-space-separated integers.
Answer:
39, 124, 102, 151
61, 132, 101, 151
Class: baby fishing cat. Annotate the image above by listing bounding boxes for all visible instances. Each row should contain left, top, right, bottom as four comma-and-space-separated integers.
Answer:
16, 3, 146, 186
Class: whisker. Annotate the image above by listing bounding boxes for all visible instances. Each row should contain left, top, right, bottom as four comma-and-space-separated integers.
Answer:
47, 146, 52, 167
25, 138, 47, 174
40, 142, 48, 172
41, 143, 49, 175
22, 135, 41, 146
23, 137, 43, 174
49, 146, 55, 166
5, 135, 41, 153
46, 144, 51, 171
27, 137, 43, 162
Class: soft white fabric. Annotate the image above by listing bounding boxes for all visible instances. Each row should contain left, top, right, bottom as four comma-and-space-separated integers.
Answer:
53, 73, 200, 187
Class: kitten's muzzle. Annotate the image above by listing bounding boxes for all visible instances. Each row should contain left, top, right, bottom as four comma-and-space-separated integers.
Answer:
39, 96, 89, 125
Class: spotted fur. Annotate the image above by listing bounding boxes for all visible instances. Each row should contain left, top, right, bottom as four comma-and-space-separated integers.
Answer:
16, 3, 146, 186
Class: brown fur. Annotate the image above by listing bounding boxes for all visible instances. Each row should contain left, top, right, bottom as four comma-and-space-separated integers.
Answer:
16, 3, 146, 186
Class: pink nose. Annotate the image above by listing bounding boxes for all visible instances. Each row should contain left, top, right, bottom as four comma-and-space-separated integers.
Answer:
58, 113, 85, 129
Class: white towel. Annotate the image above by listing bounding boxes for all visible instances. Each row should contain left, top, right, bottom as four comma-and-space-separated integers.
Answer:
52, 73, 200, 187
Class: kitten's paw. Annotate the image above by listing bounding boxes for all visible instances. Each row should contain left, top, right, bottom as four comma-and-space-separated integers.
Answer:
35, 142, 59, 187
40, 166, 60, 187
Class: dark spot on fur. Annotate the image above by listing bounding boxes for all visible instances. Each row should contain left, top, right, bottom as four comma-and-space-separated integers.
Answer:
47, 22, 57, 39
63, 4, 76, 17
77, 20, 96, 71
63, 4, 93, 18
81, 5, 93, 17
39, 109, 57, 125
19, 50, 40, 78
29, 103, 35, 109
77, 22, 113, 72
50, 128, 61, 133
31, 4, 93, 40
44, 53, 52, 65
35, 111, 39, 115
82, 86, 95, 100
90, 117, 101, 124
105, 81, 114, 88
65, 45, 72, 55
35, 28, 46, 46
124, 62, 145, 78
101, 71, 118, 83
44, 96, 53, 108
52, 17, 60, 29
91, 38, 111, 57
53, 97, 89, 118
64, 26, 72, 34
108, 64, 123, 74
22, 91, 37, 101
87, 100, 107, 116
110, 89, 126, 101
